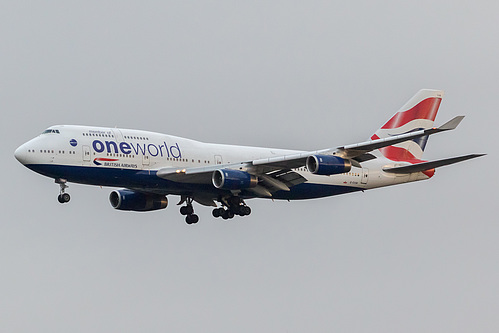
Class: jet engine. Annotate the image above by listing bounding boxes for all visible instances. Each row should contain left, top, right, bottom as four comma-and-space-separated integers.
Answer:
212, 169, 258, 190
109, 189, 168, 211
306, 155, 352, 175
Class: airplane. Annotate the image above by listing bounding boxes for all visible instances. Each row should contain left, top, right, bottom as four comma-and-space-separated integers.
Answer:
14, 89, 484, 224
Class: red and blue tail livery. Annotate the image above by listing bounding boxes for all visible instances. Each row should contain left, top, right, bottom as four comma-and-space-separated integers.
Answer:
14, 89, 484, 224
372, 89, 443, 161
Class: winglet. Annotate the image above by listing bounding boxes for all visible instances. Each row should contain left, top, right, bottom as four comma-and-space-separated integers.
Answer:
438, 115, 465, 131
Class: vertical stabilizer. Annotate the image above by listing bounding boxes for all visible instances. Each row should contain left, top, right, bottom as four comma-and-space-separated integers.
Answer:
371, 89, 444, 161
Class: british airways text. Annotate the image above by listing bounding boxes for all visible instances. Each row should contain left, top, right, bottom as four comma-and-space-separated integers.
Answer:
92, 140, 182, 158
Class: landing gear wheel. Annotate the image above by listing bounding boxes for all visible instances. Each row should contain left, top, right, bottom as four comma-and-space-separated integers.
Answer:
58, 193, 70, 203
55, 178, 70, 204
215, 196, 252, 219
186, 214, 199, 224
230, 205, 240, 214
180, 198, 198, 224
213, 207, 225, 218
62, 193, 70, 203
180, 204, 194, 216
235, 205, 247, 216
242, 206, 251, 216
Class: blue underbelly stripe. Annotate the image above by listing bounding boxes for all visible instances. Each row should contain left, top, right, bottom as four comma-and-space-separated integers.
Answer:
25, 164, 363, 200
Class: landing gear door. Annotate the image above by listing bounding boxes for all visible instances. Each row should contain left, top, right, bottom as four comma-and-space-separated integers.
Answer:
361, 168, 369, 184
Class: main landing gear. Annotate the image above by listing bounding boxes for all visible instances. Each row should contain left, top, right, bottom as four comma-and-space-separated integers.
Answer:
55, 178, 70, 204
212, 196, 251, 220
178, 195, 251, 224
179, 198, 199, 224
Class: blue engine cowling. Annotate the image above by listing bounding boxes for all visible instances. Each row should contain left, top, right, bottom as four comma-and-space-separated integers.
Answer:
109, 190, 168, 211
212, 169, 258, 190
306, 155, 352, 175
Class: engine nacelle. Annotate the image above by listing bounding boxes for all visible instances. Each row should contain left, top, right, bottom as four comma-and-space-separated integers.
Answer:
212, 169, 258, 190
306, 155, 352, 175
109, 190, 168, 212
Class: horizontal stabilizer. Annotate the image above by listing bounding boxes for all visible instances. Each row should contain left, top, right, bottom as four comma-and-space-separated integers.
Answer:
383, 154, 485, 174
438, 115, 465, 131
337, 116, 465, 159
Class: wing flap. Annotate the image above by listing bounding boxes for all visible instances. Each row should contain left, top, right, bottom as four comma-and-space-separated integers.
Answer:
157, 163, 246, 184
259, 174, 291, 191
157, 167, 214, 184
251, 152, 322, 169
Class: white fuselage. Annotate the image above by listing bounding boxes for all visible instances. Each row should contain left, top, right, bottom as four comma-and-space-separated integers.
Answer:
15, 125, 430, 200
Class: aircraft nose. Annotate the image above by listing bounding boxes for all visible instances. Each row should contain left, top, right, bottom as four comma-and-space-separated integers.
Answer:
14, 144, 28, 164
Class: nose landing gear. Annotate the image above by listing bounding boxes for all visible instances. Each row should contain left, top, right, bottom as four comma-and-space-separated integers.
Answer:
55, 178, 70, 203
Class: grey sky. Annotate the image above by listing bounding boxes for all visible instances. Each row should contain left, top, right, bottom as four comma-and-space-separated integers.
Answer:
1, 1, 497, 332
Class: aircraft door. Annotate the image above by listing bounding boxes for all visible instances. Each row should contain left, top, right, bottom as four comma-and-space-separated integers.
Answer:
214, 155, 223, 165
112, 129, 124, 142
361, 168, 369, 184
83, 145, 91, 164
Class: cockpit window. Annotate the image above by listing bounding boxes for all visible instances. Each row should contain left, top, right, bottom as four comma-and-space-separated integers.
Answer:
42, 129, 60, 134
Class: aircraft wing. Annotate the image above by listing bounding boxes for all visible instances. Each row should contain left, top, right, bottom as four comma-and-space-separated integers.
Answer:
157, 116, 464, 195
251, 116, 464, 169
157, 163, 307, 198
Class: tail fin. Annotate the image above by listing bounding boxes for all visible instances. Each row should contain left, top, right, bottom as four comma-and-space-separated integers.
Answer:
371, 89, 444, 161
